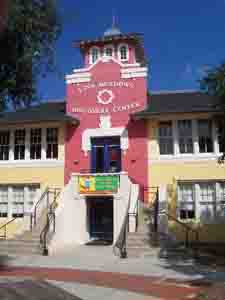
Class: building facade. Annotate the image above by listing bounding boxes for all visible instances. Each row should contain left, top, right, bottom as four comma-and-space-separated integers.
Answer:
0, 26, 224, 247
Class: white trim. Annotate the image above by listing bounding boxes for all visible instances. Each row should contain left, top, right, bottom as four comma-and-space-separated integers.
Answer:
0, 160, 64, 168
82, 127, 129, 153
118, 43, 129, 62
149, 154, 222, 164
121, 67, 148, 79
66, 73, 91, 84
73, 63, 140, 73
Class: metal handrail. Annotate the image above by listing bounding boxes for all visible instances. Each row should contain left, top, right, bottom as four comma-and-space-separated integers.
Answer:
40, 188, 61, 255
113, 186, 132, 258
33, 187, 49, 227
0, 217, 17, 239
149, 187, 200, 249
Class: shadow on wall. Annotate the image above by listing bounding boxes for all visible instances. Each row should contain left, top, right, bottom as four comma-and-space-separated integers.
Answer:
167, 179, 225, 244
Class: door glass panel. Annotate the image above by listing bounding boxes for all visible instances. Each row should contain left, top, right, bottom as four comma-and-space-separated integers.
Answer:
95, 146, 104, 173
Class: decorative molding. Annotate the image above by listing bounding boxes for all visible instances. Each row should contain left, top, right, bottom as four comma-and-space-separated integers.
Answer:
73, 62, 141, 73
121, 67, 148, 79
97, 89, 114, 105
66, 72, 91, 84
99, 115, 111, 129
82, 126, 129, 154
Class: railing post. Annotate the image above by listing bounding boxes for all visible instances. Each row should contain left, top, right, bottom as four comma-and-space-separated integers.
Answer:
185, 230, 189, 248
154, 188, 159, 233
120, 220, 127, 259
4, 226, 6, 239
30, 214, 33, 231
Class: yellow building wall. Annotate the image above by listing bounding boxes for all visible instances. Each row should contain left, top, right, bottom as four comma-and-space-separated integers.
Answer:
147, 119, 225, 244
0, 122, 65, 238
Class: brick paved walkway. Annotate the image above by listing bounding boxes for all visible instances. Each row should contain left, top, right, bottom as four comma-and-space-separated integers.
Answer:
0, 267, 204, 300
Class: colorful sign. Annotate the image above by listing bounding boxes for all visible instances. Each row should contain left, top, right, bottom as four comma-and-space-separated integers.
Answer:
79, 175, 119, 194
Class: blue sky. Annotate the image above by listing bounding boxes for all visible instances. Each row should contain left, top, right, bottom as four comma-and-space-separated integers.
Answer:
38, 0, 225, 101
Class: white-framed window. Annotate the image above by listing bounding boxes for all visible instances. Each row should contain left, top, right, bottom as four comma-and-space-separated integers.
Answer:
12, 186, 24, 218
27, 185, 39, 212
199, 183, 216, 222
118, 44, 129, 61
177, 183, 195, 220
0, 186, 8, 217
158, 121, 174, 155
90, 47, 100, 64
14, 129, 25, 160
0, 131, 9, 161
30, 128, 42, 160
46, 128, 58, 159
177, 120, 193, 154
177, 181, 225, 223
104, 45, 114, 58
198, 119, 213, 153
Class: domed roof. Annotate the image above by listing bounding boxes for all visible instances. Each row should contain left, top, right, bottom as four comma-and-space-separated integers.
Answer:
104, 25, 122, 37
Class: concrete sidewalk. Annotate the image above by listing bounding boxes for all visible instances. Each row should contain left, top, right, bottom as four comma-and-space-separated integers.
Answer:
3, 245, 225, 281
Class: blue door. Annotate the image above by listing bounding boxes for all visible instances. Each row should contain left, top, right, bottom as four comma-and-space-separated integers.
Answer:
91, 137, 121, 173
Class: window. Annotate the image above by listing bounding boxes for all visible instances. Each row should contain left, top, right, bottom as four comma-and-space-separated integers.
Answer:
198, 120, 213, 153
27, 185, 38, 212
159, 122, 174, 155
46, 128, 58, 159
178, 120, 193, 153
30, 128, 42, 159
14, 129, 25, 160
119, 44, 128, 61
178, 184, 195, 220
0, 131, 9, 160
199, 183, 216, 222
90, 47, 99, 64
0, 187, 8, 217
104, 46, 113, 57
12, 187, 24, 218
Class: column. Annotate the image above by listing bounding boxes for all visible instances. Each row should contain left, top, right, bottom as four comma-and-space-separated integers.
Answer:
192, 120, 199, 154
9, 130, 14, 161
195, 184, 201, 221
212, 120, 220, 155
41, 127, 47, 160
8, 186, 13, 219
25, 128, 30, 160
173, 120, 179, 156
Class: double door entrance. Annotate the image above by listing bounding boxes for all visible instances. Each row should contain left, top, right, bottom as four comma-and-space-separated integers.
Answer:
87, 197, 113, 244
91, 137, 121, 173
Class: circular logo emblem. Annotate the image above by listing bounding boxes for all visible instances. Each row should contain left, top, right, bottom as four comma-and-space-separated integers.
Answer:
97, 89, 114, 105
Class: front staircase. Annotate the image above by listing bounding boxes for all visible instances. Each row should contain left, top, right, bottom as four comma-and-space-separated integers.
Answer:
0, 187, 60, 256
0, 229, 42, 255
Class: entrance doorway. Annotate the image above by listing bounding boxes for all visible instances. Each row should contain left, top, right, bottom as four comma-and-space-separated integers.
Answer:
91, 137, 121, 173
87, 197, 113, 244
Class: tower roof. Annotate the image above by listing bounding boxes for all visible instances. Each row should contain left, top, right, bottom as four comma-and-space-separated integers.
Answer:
103, 25, 122, 37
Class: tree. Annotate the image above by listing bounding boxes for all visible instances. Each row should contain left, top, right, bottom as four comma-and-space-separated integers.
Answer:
0, 0, 61, 110
0, 0, 8, 33
200, 61, 225, 162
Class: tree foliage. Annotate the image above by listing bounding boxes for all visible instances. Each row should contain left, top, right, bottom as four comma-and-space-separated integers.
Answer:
0, 0, 61, 110
200, 61, 225, 162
